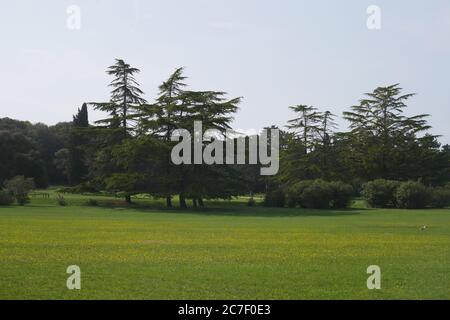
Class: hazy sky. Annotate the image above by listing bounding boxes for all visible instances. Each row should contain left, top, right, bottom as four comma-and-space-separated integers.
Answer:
1, 0, 449, 143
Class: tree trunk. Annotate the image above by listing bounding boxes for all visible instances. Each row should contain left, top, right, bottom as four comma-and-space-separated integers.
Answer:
125, 195, 132, 204
166, 196, 172, 208
198, 198, 204, 207
193, 199, 198, 208
179, 194, 187, 209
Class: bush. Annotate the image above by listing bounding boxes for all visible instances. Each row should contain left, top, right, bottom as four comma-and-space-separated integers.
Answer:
247, 197, 256, 207
264, 188, 286, 208
430, 187, 450, 208
56, 194, 67, 206
299, 180, 334, 209
349, 178, 366, 197
286, 192, 297, 208
286, 180, 313, 208
285, 180, 354, 209
85, 199, 99, 207
329, 182, 354, 209
362, 179, 400, 208
4, 176, 35, 206
0, 190, 14, 206
396, 181, 431, 209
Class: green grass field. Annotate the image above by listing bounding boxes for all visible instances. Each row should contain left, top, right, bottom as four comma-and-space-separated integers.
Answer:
0, 192, 449, 300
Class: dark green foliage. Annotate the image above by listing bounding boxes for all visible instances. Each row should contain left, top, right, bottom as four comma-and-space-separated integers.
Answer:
87, 65, 243, 206
3, 64, 450, 211
4, 176, 35, 206
299, 180, 334, 209
264, 188, 286, 208
396, 181, 431, 209
0, 190, 14, 206
0, 118, 72, 187
73, 103, 89, 127
329, 181, 354, 209
286, 180, 313, 208
91, 59, 147, 139
278, 84, 450, 189
53, 148, 71, 182
88, 59, 148, 202
349, 178, 366, 197
362, 179, 400, 208
430, 187, 450, 208
85, 199, 99, 207
247, 197, 256, 207
68, 103, 90, 185
286, 180, 353, 209
287, 105, 324, 152
342, 84, 438, 182
0, 128, 48, 188
139, 68, 243, 207
286, 191, 296, 208
362, 180, 449, 209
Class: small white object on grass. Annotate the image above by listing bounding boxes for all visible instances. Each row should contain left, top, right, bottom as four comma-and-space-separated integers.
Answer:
421, 225, 427, 231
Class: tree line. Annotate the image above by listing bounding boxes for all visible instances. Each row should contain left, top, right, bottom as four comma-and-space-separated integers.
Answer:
1, 59, 449, 207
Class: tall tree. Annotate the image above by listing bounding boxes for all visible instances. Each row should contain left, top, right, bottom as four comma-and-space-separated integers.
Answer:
343, 84, 432, 180
92, 59, 147, 139
139, 68, 188, 207
73, 103, 89, 127
88, 60, 147, 203
320, 111, 337, 144
319, 111, 338, 179
286, 105, 323, 153
139, 68, 242, 208
69, 104, 89, 185
178, 90, 241, 208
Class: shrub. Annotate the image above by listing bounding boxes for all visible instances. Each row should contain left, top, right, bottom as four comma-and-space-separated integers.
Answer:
0, 190, 14, 206
247, 197, 256, 207
4, 176, 35, 206
349, 178, 366, 197
286, 180, 313, 208
396, 181, 431, 209
56, 194, 67, 206
362, 179, 400, 208
75, 182, 99, 194
329, 182, 354, 209
430, 187, 450, 209
286, 193, 297, 208
85, 199, 99, 207
299, 180, 334, 209
285, 180, 354, 209
264, 188, 286, 208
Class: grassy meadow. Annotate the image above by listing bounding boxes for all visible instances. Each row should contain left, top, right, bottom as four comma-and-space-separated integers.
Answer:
0, 191, 449, 300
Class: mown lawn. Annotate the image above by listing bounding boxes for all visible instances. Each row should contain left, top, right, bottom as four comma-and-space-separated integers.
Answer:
0, 193, 449, 300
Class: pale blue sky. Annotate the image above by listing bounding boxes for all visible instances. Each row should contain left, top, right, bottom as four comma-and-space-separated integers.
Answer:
1, 0, 449, 143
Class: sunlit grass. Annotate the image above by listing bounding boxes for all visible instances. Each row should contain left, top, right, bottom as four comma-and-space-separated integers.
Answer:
0, 193, 449, 300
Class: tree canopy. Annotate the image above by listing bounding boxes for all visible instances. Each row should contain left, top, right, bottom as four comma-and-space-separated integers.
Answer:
1, 62, 449, 207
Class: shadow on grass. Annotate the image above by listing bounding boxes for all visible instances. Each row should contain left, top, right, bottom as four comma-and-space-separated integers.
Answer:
2, 194, 370, 218
119, 203, 368, 218
0, 204, 57, 209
